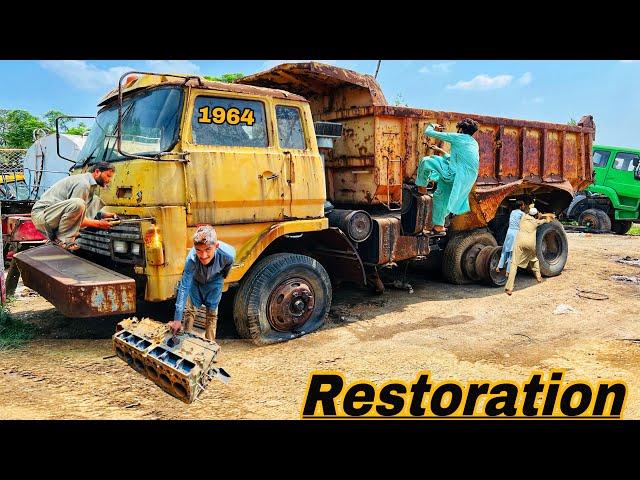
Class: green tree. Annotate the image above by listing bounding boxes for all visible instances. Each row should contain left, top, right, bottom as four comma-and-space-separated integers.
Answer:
567, 118, 578, 126
43, 110, 70, 132
2, 110, 49, 148
393, 93, 408, 107
65, 123, 90, 135
203, 73, 244, 83
0, 109, 9, 146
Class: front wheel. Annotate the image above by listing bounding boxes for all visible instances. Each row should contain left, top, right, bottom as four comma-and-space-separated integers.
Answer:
536, 220, 569, 277
578, 208, 611, 231
233, 253, 332, 345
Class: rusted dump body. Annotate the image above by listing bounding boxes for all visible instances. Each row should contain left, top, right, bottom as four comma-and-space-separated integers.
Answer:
239, 62, 595, 229
13, 244, 136, 317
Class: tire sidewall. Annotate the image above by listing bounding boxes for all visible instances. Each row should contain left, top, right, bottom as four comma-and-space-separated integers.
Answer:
239, 255, 332, 345
536, 220, 569, 277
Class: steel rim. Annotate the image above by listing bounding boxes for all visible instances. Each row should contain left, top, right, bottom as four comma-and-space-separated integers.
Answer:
267, 277, 316, 332
487, 246, 507, 286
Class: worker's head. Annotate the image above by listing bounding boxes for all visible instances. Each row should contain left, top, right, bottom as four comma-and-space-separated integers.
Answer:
92, 162, 115, 187
529, 207, 538, 216
193, 225, 219, 265
516, 200, 526, 211
456, 118, 479, 136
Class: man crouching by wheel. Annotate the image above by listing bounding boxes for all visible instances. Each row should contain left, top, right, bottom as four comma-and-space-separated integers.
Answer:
168, 225, 235, 340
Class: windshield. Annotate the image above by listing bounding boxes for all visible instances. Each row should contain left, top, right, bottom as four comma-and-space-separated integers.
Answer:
76, 86, 183, 165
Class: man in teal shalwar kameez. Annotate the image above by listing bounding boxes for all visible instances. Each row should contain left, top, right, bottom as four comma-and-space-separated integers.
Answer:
416, 118, 480, 233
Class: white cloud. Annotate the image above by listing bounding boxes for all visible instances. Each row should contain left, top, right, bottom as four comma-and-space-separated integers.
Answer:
40, 60, 135, 91
522, 96, 543, 105
518, 72, 533, 85
620, 60, 639, 63
419, 62, 455, 74
145, 60, 200, 74
446, 74, 513, 91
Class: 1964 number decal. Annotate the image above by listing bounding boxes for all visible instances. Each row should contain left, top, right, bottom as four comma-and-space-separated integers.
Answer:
198, 106, 255, 126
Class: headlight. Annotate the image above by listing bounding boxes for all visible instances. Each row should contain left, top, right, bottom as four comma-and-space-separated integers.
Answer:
130, 243, 141, 256
113, 240, 128, 253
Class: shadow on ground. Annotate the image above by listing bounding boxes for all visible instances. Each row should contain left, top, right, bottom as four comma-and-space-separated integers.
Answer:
8, 260, 545, 341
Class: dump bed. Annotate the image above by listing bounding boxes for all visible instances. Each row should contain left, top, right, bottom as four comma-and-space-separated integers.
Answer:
238, 62, 595, 227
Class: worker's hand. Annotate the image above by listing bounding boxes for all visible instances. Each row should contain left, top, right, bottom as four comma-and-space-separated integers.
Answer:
100, 212, 118, 220
94, 220, 112, 230
167, 320, 182, 335
432, 123, 444, 132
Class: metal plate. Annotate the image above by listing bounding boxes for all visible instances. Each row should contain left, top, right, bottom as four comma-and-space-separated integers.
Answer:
13, 244, 136, 317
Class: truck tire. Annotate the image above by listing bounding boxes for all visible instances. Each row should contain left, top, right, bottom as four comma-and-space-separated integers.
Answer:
442, 230, 497, 285
612, 220, 633, 235
233, 253, 332, 345
578, 208, 611, 231
536, 220, 569, 277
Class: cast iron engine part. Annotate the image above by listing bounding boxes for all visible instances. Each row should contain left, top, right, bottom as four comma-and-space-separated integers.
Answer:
113, 317, 230, 403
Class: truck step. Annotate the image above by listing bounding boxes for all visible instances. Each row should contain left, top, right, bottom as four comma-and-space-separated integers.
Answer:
13, 244, 136, 317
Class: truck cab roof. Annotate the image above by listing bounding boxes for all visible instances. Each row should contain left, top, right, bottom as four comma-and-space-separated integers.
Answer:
98, 72, 308, 107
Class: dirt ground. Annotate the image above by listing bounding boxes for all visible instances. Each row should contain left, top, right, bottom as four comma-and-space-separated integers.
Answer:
1, 232, 639, 419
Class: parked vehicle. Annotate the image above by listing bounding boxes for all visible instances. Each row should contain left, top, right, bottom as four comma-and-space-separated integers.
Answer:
564, 144, 640, 234
1, 132, 86, 295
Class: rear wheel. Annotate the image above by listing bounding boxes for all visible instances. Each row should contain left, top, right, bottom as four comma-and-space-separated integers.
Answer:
536, 220, 569, 277
578, 208, 611, 231
612, 220, 633, 235
442, 229, 497, 285
233, 253, 332, 345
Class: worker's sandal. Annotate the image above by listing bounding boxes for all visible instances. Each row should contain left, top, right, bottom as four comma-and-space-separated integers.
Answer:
51, 239, 80, 251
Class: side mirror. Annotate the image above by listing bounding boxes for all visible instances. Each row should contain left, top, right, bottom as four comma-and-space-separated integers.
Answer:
56, 116, 95, 163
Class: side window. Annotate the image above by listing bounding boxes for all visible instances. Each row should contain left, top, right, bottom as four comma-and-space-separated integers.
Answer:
276, 105, 306, 150
612, 152, 640, 172
592, 150, 610, 168
192, 96, 268, 147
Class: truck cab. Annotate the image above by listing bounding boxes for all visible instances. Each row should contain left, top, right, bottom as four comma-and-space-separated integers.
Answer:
565, 144, 640, 233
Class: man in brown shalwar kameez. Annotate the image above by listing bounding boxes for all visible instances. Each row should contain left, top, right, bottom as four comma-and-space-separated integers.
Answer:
504, 207, 553, 295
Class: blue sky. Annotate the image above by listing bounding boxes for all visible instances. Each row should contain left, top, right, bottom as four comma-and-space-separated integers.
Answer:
1, 59, 639, 147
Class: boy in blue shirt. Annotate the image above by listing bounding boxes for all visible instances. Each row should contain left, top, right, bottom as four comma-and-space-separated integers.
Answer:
168, 225, 236, 340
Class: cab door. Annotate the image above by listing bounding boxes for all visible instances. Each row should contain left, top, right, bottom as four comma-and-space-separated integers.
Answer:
591, 148, 612, 187
606, 150, 640, 206
272, 102, 325, 220
183, 91, 287, 225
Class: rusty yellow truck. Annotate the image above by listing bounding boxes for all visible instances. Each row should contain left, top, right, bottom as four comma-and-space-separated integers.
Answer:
15, 62, 595, 344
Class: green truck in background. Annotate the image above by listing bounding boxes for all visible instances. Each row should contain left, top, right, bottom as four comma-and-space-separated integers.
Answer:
564, 144, 640, 234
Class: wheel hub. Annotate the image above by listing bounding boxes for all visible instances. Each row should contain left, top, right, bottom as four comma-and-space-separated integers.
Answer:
267, 278, 315, 332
